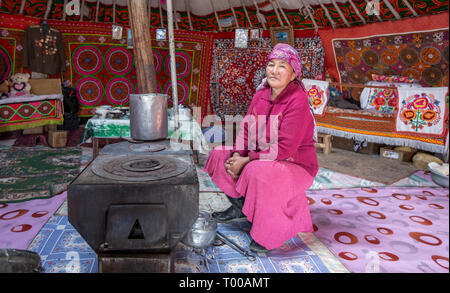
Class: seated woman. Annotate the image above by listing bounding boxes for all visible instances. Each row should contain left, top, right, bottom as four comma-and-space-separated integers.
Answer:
203, 43, 319, 253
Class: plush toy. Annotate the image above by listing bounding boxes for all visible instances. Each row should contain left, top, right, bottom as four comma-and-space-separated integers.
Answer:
0, 80, 9, 99
9, 73, 31, 97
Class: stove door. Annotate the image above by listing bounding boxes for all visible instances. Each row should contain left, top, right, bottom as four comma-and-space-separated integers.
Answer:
103, 204, 168, 252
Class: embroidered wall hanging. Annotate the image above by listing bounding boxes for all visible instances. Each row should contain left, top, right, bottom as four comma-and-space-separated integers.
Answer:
396, 86, 448, 137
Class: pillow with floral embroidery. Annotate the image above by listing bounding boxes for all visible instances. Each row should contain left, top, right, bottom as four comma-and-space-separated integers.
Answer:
366, 86, 399, 113
372, 74, 415, 84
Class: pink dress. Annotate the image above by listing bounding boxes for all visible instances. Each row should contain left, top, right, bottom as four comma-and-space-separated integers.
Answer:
203, 80, 318, 249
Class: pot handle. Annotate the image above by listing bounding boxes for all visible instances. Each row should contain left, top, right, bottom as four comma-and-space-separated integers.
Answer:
216, 231, 257, 262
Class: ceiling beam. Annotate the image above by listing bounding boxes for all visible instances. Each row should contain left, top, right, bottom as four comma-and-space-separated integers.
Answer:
331, 0, 350, 27
148, 0, 151, 27
269, 0, 284, 26
401, 0, 418, 17
19, 0, 26, 14
274, 0, 291, 27
95, 0, 99, 22
209, 0, 222, 31
299, 0, 319, 30
382, 0, 401, 20
62, 0, 68, 20
113, 0, 116, 24
185, 0, 194, 30
228, 0, 240, 28
348, 0, 366, 24
79, 0, 85, 21
173, 2, 179, 30
318, 0, 336, 29
252, 0, 267, 29
158, 0, 164, 27
240, 0, 253, 28
44, 0, 53, 20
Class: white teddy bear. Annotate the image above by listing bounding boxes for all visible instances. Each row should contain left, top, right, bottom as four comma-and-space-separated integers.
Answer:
9, 72, 31, 97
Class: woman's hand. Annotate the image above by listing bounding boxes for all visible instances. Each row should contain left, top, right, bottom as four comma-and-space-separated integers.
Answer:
224, 153, 250, 178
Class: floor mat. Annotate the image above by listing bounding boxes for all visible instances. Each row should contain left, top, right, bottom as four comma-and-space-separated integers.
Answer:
28, 215, 97, 273
0, 147, 81, 203
317, 148, 418, 185
307, 186, 449, 273
0, 191, 66, 250
28, 215, 341, 273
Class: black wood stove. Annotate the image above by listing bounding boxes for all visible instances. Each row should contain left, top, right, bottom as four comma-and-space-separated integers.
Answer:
68, 140, 198, 273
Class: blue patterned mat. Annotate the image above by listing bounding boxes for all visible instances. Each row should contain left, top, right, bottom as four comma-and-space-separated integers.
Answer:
28, 215, 332, 273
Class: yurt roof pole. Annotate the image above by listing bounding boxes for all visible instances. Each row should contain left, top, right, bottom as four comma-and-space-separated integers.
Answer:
252, 0, 267, 29
62, 0, 68, 20
173, 2, 179, 30
331, 0, 350, 27
79, 0, 85, 21
19, 0, 26, 14
318, 0, 336, 29
299, 0, 319, 31
210, 0, 223, 31
348, 0, 366, 24
167, 0, 179, 130
228, 0, 240, 28
401, 0, 418, 17
382, 0, 401, 20
185, 0, 194, 30
274, 0, 291, 27
240, 0, 253, 28
44, 0, 53, 20
269, 0, 284, 26
113, 0, 116, 23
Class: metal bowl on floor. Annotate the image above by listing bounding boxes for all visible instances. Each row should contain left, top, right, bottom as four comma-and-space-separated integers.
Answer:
427, 162, 449, 188
182, 211, 217, 249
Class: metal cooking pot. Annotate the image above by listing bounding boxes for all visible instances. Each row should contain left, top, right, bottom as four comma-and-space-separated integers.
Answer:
182, 211, 257, 261
182, 211, 217, 249
129, 93, 168, 141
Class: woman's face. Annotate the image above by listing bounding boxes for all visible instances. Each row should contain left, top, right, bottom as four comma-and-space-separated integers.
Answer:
266, 59, 296, 91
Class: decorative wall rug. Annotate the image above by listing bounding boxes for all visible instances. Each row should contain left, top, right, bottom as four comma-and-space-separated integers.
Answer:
332, 29, 449, 89
0, 147, 81, 203
307, 186, 449, 273
65, 30, 213, 119
210, 36, 324, 119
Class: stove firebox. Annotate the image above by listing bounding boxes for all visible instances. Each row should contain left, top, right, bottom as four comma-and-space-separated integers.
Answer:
68, 140, 199, 273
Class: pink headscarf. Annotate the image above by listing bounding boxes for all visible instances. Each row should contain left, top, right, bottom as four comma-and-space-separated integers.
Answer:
255, 43, 318, 142
267, 43, 302, 80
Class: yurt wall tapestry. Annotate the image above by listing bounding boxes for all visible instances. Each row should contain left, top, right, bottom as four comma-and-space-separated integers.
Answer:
0, 14, 214, 118
210, 33, 324, 119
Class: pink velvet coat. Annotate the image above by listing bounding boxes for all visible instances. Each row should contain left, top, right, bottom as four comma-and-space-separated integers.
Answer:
203, 80, 319, 249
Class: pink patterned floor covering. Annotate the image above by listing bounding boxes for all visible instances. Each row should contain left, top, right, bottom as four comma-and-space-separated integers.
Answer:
307, 186, 449, 273
0, 191, 66, 250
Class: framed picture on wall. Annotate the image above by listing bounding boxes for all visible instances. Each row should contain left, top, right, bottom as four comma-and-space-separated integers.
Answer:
127, 28, 133, 49
270, 26, 294, 47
